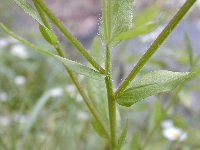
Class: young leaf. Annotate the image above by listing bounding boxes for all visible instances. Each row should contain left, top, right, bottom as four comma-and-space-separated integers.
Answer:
112, 22, 158, 41
129, 130, 140, 150
86, 37, 109, 138
13, 0, 58, 45
0, 24, 105, 81
116, 70, 190, 107
39, 24, 58, 45
115, 121, 128, 150
99, 0, 134, 46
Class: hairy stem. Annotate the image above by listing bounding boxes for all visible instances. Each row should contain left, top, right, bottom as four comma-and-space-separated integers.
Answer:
105, 45, 117, 149
115, 0, 197, 97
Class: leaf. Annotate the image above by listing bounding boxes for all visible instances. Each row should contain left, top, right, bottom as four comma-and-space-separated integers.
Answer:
148, 99, 163, 132
112, 22, 158, 41
86, 37, 109, 138
55, 55, 106, 81
13, 0, 43, 24
129, 130, 140, 150
188, 67, 200, 78
134, 4, 159, 28
116, 70, 190, 107
115, 121, 128, 150
184, 32, 193, 67
39, 23, 58, 45
0, 24, 105, 80
23, 89, 52, 139
99, 0, 134, 46
13, 0, 58, 45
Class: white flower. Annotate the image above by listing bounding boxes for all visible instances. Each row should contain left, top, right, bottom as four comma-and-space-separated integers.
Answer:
14, 76, 26, 85
163, 126, 187, 142
10, 44, 29, 59
0, 91, 8, 102
50, 87, 63, 97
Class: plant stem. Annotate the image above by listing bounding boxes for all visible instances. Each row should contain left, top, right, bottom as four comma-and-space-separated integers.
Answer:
105, 45, 117, 149
35, 0, 105, 74
115, 0, 197, 97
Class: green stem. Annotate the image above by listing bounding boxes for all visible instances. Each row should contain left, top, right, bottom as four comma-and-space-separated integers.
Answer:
105, 45, 117, 149
115, 0, 197, 97
35, 0, 105, 74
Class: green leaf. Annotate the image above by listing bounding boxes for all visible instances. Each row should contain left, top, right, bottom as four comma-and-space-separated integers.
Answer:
184, 32, 193, 67
188, 67, 200, 78
13, 0, 43, 24
13, 0, 58, 45
55, 55, 106, 81
23, 89, 52, 139
86, 37, 109, 138
112, 22, 158, 41
129, 130, 140, 150
116, 70, 190, 107
39, 22, 58, 45
115, 121, 128, 150
0, 24, 105, 80
134, 4, 159, 28
99, 0, 134, 46
148, 99, 163, 132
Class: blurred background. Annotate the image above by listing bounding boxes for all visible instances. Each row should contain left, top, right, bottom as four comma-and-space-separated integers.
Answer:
0, 0, 200, 149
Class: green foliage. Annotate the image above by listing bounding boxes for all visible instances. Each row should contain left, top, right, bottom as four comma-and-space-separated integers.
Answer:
86, 37, 109, 138
115, 121, 128, 150
116, 70, 191, 107
0, 0, 199, 149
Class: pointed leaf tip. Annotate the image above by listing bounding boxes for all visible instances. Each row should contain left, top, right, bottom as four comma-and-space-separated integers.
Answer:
116, 70, 190, 107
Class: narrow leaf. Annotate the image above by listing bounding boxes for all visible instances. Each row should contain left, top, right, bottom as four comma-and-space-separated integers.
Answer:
129, 130, 140, 150
188, 67, 200, 78
23, 89, 52, 139
55, 55, 106, 81
112, 22, 158, 41
13, 0, 43, 24
86, 37, 109, 138
116, 70, 190, 107
1, 24, 105, 80
148, 99, 163, 132
184, 32, 193, 67
115, 121, 128, 150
